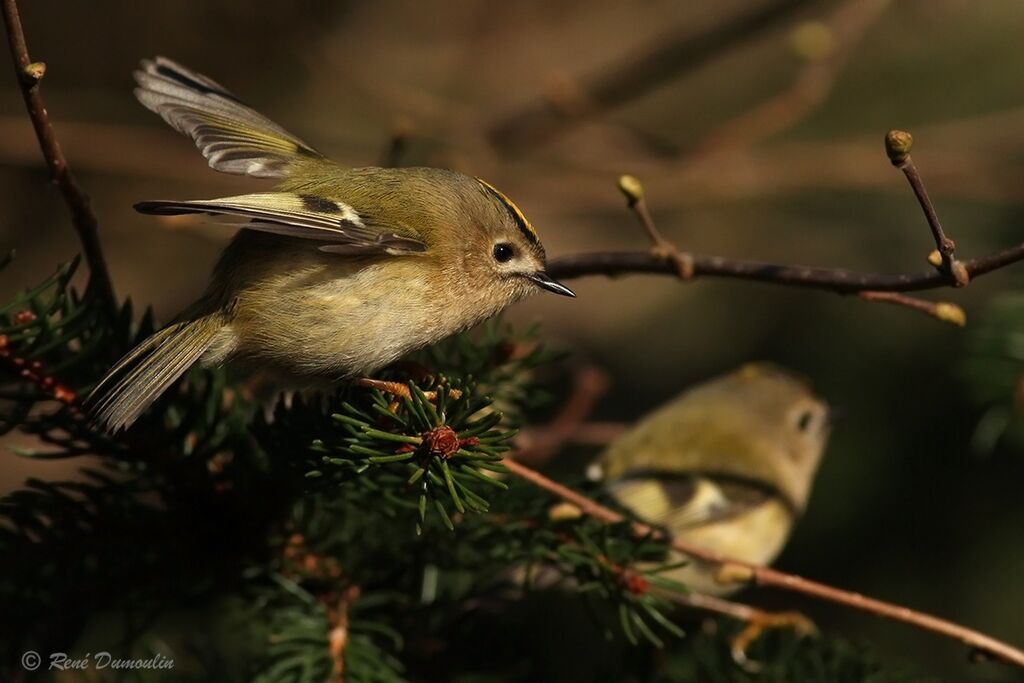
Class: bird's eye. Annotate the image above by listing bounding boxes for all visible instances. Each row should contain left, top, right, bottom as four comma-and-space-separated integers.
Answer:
493, 243, 515, 263
796, 410, 815, 432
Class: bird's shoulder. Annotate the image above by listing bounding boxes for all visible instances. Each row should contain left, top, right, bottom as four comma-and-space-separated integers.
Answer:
278, 165, 482, 241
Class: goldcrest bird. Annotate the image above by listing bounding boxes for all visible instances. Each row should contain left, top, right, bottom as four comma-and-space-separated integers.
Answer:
88, 57, 574, 431
592, 364, 831, 596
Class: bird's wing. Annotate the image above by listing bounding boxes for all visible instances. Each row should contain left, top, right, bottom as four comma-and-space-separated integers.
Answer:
609, 473, 773, 532
135, 192, 427, 256
134, 56, 325, 178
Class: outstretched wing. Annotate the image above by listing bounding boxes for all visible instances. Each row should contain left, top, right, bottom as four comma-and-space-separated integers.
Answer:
134, 56, 325, 178
135, 192, 427, 256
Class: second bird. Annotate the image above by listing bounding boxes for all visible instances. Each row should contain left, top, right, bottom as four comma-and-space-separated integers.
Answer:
89, 57, 574, 432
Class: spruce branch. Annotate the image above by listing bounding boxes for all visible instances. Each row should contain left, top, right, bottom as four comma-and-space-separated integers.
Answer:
1, 0, 116, 315
299, 378, 517, 534
501, 457, 1024, 668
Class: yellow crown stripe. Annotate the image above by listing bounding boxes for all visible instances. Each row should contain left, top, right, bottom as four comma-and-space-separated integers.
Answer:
476, 178, 539, 243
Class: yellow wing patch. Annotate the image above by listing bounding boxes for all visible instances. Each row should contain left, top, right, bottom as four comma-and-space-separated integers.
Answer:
476, 178, 539, 244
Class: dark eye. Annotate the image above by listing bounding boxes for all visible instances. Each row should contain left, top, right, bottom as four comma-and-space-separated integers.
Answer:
493, 243, 515, 263
796, 410, 815, 432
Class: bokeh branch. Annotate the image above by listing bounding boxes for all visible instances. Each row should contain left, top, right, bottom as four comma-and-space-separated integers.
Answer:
1, 0, 116, 314
489, 0, 812, 153
502, 457, 1024, 668
692, 0, 892, 156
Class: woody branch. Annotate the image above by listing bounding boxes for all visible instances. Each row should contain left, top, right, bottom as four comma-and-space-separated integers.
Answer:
502, 458, 1024, 668
1, 0, 116, 315
548, 130, 1005, 326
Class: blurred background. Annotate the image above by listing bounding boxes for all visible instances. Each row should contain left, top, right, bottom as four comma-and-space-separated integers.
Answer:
2, 0, 1023, 680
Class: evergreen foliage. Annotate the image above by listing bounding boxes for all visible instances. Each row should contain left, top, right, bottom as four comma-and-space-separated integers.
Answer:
0, 261, 922, 681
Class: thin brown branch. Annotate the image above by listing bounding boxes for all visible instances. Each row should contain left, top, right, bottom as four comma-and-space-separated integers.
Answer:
546, 239, 1024, 294
488, 0, 812, 153
502, 457, 1024, 667
618, 175, 694, 279
515, 365, 609, 467
548, 131, 1014, 301
1, 0, 116, 314
885, 130, 969, 287
857, 291, 966, 326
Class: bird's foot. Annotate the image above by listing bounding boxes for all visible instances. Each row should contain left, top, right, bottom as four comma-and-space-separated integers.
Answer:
354, 377, 463, 404
730, 609, 816, 672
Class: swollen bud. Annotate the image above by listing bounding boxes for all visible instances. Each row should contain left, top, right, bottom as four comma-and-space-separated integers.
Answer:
934, 302, 966, 327
885, 129, 913, 165
22, 61, 46, 85
617, 174, 645, 207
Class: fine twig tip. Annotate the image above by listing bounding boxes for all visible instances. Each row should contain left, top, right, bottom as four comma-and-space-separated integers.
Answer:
885, 129, 913, 165
22, 60, 45, 83
617, 174, 644, 207
934, 302, 967, 327
858, 291, 966, 327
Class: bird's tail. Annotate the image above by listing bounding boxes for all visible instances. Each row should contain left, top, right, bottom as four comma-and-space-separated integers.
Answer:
87, 313, 225, 432
133, 56, 327, 179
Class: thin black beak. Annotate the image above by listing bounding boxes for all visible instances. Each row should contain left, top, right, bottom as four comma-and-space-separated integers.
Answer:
528, 271, 576, 297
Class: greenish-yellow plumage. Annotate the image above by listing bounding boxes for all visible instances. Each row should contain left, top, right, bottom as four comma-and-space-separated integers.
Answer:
595, 364, 831, 595
88, 57, 573, 432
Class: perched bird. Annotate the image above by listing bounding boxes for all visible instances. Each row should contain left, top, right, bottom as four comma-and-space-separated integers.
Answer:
88, 57, 574, 431
592, 364, 831, 595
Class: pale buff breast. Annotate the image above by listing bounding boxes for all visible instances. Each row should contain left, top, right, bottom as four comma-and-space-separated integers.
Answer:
662, 500, 794, 596
204, 243, 516, 378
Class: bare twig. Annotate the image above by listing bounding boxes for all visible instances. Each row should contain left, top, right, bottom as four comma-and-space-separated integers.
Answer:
489, 0, 812, 152
548, 131, 1024, 304
547, 243, 1024, 294
885, 129, 969, 287
857, 291, 966, 326
618, 175, 693, 279
1, 0, 116, 314
502, 457, 1024, 667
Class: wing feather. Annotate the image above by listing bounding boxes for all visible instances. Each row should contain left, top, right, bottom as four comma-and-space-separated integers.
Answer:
610, 474, 772, 531
134, 57, 324, 178
135, 192, 427, 255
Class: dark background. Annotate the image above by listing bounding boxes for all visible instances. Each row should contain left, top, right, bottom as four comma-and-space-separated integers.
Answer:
1, 1, 1022, 680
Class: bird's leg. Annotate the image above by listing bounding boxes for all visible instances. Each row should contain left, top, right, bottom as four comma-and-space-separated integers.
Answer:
669, 592, 816, 672
353, 377, 463, 403
729, 607, 816, 672
354, 377, 413, 400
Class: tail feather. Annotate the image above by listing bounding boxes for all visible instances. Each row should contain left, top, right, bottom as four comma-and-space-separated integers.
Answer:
134, 56, 324, 178
88, 315, 224, 432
